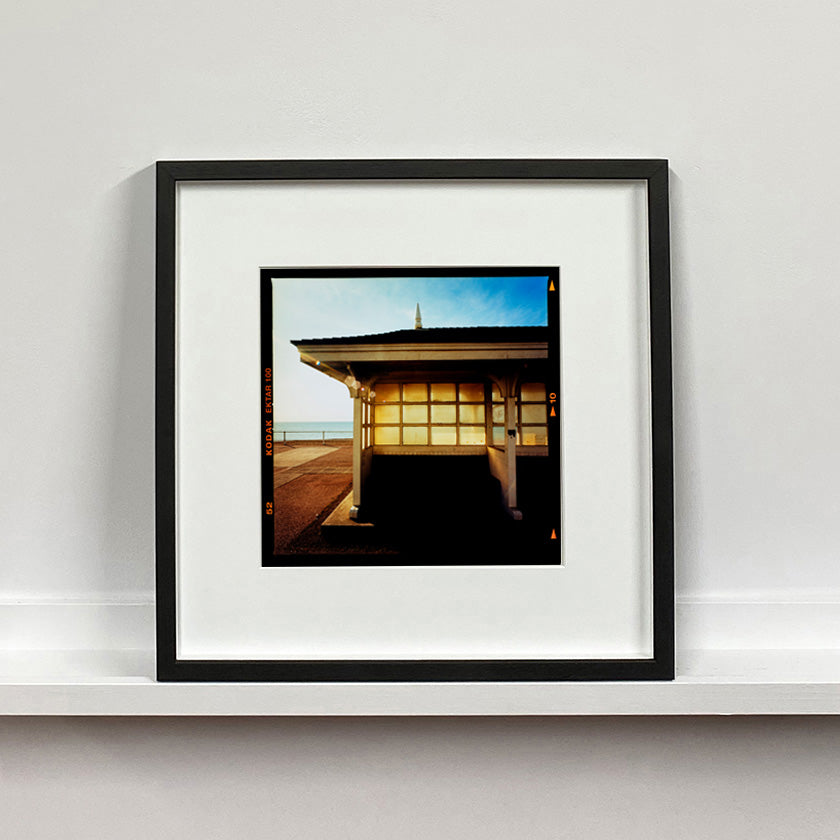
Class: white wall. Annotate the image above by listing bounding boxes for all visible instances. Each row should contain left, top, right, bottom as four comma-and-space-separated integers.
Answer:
2, 1, 840, 836
3, 716, 840, 839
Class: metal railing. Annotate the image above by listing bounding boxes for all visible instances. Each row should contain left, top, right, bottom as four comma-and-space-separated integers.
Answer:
274, 430, 353, 445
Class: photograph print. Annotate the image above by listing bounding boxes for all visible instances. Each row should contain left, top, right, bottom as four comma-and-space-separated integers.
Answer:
261, 268, 561, 566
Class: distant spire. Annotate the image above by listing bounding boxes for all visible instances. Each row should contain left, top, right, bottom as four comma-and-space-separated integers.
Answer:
414, 303, 423, 330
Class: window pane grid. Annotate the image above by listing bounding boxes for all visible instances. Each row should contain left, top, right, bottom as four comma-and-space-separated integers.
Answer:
518, 382, 548, 446
371, 382, 488, 446
370, 381, 548, 447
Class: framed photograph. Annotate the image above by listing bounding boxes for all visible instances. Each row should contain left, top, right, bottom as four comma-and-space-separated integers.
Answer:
156, 159, 674, 682
260, 266, 561, 568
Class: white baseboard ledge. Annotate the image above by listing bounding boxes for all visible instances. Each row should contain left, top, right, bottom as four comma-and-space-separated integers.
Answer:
0, 648, 839, 716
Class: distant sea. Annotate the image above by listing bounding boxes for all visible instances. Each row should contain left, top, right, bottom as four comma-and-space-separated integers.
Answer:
273, 421, 353, 442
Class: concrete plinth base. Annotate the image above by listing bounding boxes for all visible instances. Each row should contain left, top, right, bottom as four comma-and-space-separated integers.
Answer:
321, 492, 375, 537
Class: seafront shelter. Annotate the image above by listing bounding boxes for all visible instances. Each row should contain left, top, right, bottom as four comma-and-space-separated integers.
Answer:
291, 312, 552, 532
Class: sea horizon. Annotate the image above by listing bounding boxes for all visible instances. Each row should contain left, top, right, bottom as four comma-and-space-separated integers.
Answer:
273, 420, 353, 441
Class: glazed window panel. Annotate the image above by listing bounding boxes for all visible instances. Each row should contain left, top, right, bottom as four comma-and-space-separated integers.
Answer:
460, 426, 486, 445
402, 383, 427, 402
431, 426, 457, 445
520, 382, 546, 402
431, 404, 456, 424
521, 426, 548, 446
521, 404, 547, 424
492, 404, 505, 424
402, 404, 428, 424
374, 405, 400, 424
459, 403, 485, 424
430, 383, 456, 402
375, 383, 400, 403
375, 426, 400, 445
492, 426, 505, 445
402, 426, 428, 445
459, 383, 484, 402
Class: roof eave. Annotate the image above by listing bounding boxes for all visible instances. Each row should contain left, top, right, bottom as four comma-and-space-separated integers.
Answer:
296, 340, 548, 364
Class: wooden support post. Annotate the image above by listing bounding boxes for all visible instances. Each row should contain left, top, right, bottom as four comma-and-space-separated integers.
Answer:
504, 393, 519, 515
350, 393, 363, 520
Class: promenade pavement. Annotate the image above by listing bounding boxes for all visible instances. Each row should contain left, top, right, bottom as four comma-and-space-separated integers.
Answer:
273, 442, 352, 552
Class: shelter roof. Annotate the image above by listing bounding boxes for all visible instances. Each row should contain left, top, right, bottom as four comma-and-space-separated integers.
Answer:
291, 326, 547, 347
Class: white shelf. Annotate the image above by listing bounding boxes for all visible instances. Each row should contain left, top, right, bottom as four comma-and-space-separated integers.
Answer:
3, 599, 837, 715
1, 649, 839, 716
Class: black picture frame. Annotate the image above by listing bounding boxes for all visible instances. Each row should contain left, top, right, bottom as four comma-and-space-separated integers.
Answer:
156, 159, 674, 682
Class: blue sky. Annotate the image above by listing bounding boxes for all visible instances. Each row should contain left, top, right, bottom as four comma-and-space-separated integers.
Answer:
271, 275, 548, 423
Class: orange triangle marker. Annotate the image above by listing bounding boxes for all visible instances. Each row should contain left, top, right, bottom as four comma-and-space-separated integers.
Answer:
548, 280, 556, 291
550, 406, 556, 417
550, 529, 557, 540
